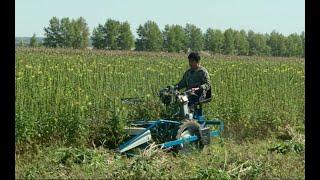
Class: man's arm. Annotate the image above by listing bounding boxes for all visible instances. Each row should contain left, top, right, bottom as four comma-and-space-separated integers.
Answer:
175, 71, 187, 90
199, 70, 211, 91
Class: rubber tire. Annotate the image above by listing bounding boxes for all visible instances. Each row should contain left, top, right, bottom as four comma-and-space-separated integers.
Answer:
175, 119, 204, 153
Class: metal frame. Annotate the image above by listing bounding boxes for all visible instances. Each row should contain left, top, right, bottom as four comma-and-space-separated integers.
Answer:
119, 87, 224, 155
119, 116, 224, 154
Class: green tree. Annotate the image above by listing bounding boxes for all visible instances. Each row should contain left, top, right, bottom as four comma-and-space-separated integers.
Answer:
117, 21, 134, 50
267, 30, 287, 57
247, 30, 255, 54
105, 19, 121, 50
163, 24, 187, 52
19, 40, 25, 47
300, 31, 305, 57
247, 31, 270, 56
64, 17, 90, 49
184, 23, 204, 52
75, 17, 90, 49
135, 20, 163, 51
204, 28, 225, 54
60, 17, 72, 48
43, 17, 89, 49
91, 24, 106, 49
43, 17, 61, 48
92, 20, 134, 50
223, 28, 236, 55
285, 33, 304, 57
234, 30, 249, 55
135, 25, 146, 51
29, 33, 38, 47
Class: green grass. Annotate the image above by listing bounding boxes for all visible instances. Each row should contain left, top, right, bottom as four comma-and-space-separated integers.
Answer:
15, 47, 305, 179
15, 138, 304, 179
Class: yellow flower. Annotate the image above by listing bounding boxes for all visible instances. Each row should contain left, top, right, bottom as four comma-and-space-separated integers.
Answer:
25, 65, 33, 69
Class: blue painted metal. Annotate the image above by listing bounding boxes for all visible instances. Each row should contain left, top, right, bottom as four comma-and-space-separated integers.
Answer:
193, 108, 205, 124
195, 115, 205, 125
118, 87, 226, 155
161, 135, 199, 148
119, 121, 159, 150
119, 105, 224, 153
119, 119, 182, 151
157, 119, 181, 124
219, 120, 224, 132
120, 119, 224, 152
132, 119, 181, 125
210, 130, 220, 137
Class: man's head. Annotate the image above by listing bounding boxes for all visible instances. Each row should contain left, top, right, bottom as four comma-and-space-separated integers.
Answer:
188, 52, 200, 70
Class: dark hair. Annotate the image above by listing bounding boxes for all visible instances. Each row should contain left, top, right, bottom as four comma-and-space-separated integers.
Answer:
188, 52, 200, 62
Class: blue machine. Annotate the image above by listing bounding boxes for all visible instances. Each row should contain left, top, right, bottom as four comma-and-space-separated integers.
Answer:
119, 86, 224, 155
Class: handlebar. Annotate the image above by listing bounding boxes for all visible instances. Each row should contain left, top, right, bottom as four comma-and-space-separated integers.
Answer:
158, 86, 201, 105
184, 87, 200, 93
183, 88, 199, 97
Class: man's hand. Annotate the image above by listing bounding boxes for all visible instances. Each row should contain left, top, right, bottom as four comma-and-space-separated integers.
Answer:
191, 87, 200, 92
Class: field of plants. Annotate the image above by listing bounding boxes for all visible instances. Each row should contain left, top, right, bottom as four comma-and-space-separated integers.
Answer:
15, 48, 305, 179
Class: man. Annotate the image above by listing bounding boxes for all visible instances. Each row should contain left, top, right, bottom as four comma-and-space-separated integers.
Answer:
174, 52, 211, 107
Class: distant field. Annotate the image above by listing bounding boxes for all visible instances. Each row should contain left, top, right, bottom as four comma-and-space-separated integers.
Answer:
15, 48, 305, 179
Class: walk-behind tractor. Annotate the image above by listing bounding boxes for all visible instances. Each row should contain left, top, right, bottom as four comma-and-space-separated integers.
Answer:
119, 86, 224, 156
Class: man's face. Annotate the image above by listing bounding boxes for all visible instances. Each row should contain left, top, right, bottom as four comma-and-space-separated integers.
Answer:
189, 59, 199, 70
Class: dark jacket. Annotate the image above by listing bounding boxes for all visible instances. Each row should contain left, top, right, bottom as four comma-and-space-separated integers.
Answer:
175, 66, 211, 92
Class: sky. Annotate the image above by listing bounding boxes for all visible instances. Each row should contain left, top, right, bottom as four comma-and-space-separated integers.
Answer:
15, 0, 305, 37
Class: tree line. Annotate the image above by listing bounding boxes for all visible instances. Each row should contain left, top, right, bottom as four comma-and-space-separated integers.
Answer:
27, 17, 305, 57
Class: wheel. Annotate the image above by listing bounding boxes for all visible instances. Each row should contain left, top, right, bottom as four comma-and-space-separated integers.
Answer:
175, 119, 204, 153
